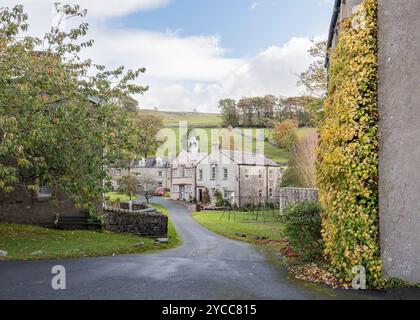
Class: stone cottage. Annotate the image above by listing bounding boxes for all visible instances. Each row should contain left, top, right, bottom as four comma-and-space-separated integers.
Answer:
108, 157, 171, 191
195, 144, 281, 207
170, 149, 207, 202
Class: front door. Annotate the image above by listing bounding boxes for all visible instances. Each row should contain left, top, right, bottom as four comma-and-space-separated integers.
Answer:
179, 185, 185, 200
198, 189, 203, 202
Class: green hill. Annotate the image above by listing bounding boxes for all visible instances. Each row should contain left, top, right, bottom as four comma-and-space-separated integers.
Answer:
138, 109, 223, 127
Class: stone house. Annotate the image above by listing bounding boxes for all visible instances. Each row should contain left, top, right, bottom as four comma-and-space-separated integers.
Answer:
108, 157, 171, 191
327, 0, 420, 283
170, 149, 207, 201
195, 145, 282, 207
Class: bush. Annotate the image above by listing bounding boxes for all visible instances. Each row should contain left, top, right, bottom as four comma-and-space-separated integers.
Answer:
273, 119, 298, 150
283, 201, 323, 262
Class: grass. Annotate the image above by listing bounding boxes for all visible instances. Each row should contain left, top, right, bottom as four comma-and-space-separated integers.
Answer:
0, 203, 179, 261
192, 210, 284, 246
139, 109, 223, 127
106, 192, 132, 202
160, 127, 291, 163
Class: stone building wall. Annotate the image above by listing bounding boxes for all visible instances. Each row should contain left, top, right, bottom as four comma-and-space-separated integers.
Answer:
378, 0, 420, 283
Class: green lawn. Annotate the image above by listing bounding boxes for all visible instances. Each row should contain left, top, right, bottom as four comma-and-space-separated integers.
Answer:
106, 192, 132, 202
0, 203, 179, 261
192, 210, 284, 244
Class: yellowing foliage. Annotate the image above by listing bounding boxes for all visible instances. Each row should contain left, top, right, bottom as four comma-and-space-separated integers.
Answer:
317, 0, 382, 287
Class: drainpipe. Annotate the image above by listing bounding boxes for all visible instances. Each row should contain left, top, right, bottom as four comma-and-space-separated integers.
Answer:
326, 0, 342, 67
238, 165, 241, 208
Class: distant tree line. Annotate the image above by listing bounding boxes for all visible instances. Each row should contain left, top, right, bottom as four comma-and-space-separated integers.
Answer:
218, 95, 322, 128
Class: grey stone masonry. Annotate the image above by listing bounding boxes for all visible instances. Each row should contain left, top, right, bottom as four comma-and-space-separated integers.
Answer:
104, 207, 168, 237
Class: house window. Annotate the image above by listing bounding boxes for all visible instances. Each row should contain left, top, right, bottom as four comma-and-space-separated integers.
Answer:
156, 158, 163, 165
211, 166, 216, 180
198, 169, 203, 181
244, 168, 249, 179
223, 191, 228, 199
269, 188, 273, 198
38, 185, 52, 199
179, 166, 186, 177
158, 171, 163, 177
258, 189, 263, 198
158, 182, 163, 188
138, 158, 145, 167
258, 169, 263, 179
173, 185, 179, 192
223, 168, 228, 180
269, 169, 274, 180
116, 169, 121, 176
211, 188, 216, 196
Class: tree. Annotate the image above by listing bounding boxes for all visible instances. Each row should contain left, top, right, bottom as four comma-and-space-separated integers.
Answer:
0, 4, 147, 213
273, 120, 299, 151
137, 172, 158, 204
133, 114, 164, 158
118, 175, 139, 201
282, 131, 318, 188
120, 96, 139, 113
218, 99, 239, 127
297, 40, 328, 97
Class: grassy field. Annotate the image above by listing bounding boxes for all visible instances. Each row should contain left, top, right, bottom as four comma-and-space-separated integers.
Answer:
192, 210, 284, 244
159, 127, 292, 163
0, 203, 179, 261
139, 109, 223, 127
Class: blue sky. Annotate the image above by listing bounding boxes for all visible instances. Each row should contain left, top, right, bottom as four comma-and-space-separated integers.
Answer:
110, 0, 334, 58
9, 0, 335, 112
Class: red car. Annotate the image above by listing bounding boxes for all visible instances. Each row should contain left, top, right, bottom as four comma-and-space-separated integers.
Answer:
154, 187, 164, 196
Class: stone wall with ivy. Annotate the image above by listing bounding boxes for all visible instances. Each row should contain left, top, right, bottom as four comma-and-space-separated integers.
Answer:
317, 0, 381, 286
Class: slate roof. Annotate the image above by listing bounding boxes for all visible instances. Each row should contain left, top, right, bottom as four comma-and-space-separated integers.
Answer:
218, 150, 280, 167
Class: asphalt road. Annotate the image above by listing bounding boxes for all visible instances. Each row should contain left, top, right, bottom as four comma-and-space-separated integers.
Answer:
0, 198, 418, 300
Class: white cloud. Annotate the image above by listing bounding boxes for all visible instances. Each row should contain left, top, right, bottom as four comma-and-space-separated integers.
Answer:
250, 2, 263, 10
3, 1, 321, 113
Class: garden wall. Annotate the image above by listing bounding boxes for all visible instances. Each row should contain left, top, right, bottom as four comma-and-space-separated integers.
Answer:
279, 187, 318, 211
104, 207, 168, 237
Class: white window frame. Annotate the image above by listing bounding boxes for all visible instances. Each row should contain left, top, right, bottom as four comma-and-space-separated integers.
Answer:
244, 168, 249, 179
179, 165, 186, 178
269, 188, 273, 198
158, 170, 163, 177
198, 169, 203, 181
223, 168, 228, 180
269, 169, 274, 180
211, 165, 216, 180
258, 169, 263, 180
258, 189, 263, 198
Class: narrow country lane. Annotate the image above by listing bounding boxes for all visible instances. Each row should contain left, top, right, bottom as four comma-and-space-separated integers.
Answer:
0, 198, 401, 300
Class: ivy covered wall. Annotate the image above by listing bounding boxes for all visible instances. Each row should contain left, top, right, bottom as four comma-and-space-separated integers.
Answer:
317, 0, 381, 286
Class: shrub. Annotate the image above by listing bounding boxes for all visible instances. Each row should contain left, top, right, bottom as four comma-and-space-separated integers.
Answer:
283, 201, 323, 262
317, 0, 381, 286
273, 119, 298, 150
281, 131, 318, 188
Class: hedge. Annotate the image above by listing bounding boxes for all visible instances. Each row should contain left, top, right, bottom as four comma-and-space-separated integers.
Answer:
317, 0, 382, 287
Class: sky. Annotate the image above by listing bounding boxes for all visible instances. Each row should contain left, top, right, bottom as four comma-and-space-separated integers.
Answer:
4, 0, 335, 112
